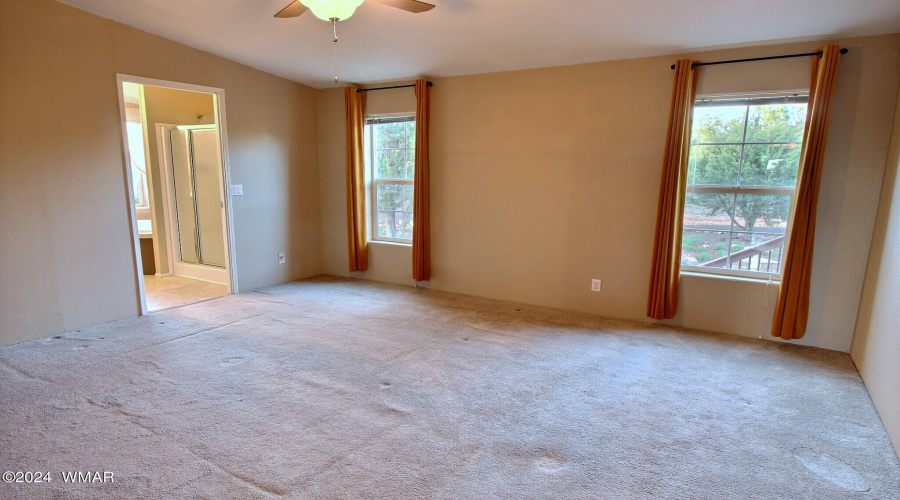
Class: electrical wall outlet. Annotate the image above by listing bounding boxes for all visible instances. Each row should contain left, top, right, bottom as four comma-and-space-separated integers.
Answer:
230, 184, 243, 196
591, 279, 602, 292
277, 250, 286, 264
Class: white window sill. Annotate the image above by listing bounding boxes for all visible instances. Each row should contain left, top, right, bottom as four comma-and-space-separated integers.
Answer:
681, 270, 780, 285
369, 240, 411, 247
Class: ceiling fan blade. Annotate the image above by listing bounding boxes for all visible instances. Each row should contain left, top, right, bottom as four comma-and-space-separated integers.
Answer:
274, 1, 309, 18
370, 0, 436, 14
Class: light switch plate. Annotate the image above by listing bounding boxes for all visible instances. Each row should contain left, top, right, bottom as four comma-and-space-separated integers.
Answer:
230, 184, 243, 196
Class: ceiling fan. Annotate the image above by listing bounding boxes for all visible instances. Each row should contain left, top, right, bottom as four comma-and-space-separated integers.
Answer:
275, 0, 435, 21
275, 0, 434, 83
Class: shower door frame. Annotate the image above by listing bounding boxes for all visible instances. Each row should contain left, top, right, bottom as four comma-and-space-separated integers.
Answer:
116, 74, 238, 316
157, 124, 230, 286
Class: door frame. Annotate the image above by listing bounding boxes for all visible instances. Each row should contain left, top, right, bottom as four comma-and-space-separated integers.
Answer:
116, 74, 239, 315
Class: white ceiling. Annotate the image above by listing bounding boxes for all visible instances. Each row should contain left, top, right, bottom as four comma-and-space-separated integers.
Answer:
58, 0, 900, 89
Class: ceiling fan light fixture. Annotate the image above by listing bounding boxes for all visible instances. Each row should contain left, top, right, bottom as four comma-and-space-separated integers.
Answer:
299, 0, 364, 21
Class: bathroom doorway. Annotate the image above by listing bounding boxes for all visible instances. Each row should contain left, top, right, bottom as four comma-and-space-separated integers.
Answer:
117, 75, 237, 313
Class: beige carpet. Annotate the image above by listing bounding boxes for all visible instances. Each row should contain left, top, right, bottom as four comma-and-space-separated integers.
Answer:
1, 277, 898, 499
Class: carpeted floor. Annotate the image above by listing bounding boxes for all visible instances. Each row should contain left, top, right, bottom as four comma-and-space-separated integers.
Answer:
1, 277, 898, 499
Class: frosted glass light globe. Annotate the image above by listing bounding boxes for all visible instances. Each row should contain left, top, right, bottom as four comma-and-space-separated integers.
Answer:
300, 0, 365, 21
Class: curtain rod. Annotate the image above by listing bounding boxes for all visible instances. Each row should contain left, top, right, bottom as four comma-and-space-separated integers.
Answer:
356, 82, 433, 94
670, 48, 848, 70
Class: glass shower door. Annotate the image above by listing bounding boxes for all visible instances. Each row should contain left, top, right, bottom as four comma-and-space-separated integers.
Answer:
190, 129, 226, 267
170, 130, 199, 264
168, 127, 226, 268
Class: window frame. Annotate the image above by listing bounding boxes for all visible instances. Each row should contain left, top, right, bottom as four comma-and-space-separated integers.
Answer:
365, 113, 416, 245
681, 92, 809, 281
124, 119, 151, 211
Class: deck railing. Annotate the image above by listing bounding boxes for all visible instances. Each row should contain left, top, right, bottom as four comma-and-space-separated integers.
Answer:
701, 236, 785, 273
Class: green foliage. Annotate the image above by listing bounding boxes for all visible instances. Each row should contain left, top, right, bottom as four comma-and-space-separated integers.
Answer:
374, 121, 415, 180
683, 235, 703, 245
696, 252, 711, 263
683, 235, 704, 251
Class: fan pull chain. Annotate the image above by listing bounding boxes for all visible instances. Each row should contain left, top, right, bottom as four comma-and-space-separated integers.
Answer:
332, 18, 339, 83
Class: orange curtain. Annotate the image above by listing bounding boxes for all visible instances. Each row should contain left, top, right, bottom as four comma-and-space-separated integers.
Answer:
412, 79, 432, 281
772, 45, 842, 340
345, 86, 368, 272
647, 59, 700, 320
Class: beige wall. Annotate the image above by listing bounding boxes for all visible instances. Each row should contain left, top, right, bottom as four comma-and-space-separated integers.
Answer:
0, 0, 321, 346
852, 78, 900, 458
142, 86, 215, 274
318, 35, 900, 352
2, 0, 899, 356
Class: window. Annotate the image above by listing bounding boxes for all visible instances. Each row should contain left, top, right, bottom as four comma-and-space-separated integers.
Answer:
126, 121, 150, 210
365, 115, 416, 243
681, 94, 808, 278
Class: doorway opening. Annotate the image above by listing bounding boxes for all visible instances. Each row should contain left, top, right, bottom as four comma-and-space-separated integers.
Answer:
117, 75, 238, 313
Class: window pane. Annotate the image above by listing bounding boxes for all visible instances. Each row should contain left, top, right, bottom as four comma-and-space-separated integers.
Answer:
375, 148, 408, 179
687, 145, 742, 186
722, 232, 785, 273
405, 154, 416, 179
374, 122, 406, 149
732, 193, 791, 232
375, 184, 414, 240
745, 103, 807, 144
684, 192, 734, 232
737, 144, 801, 187
125, 121, 150, 209
691, 105, 747, 144
376, 211, 414, 241
406, 121, 416, 149
682, 230, 730, 266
